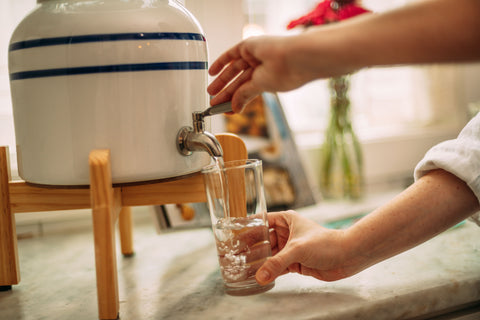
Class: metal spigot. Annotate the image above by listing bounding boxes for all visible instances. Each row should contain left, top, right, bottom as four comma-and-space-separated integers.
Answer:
176, 101, 232, 157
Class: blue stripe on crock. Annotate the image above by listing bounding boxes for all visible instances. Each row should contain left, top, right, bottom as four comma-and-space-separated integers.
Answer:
9, 32, 206, 51
9, 61, 208, 80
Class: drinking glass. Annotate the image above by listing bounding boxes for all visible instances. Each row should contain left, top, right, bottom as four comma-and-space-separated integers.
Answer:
202, 159, 274, 295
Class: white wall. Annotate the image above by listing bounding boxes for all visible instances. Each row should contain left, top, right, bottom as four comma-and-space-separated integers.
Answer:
184, 0, 244, 70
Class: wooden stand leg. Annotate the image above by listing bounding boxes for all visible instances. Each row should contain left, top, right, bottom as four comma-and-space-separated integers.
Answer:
118, 206, 134, 257
0, 146, 20, 289
89, 150, 120, 320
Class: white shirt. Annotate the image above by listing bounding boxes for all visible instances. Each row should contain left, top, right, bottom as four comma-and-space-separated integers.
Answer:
414, 113, 480, 225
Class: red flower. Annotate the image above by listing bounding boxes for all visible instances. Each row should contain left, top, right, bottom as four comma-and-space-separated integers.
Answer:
287, 0, 370, 29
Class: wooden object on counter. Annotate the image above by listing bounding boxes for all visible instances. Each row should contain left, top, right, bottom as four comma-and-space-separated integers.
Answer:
118, 207, 134, 256
0, 147, 20, 290
216, 133, 248, 163
0, 133, 246, 320
217, 134, 248, 218
89, 150, 121, 319
225, 163, 248, 218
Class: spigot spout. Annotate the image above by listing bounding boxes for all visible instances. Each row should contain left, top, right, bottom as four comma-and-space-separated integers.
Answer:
176, 102, 232, 158
176, 114, 222, 158
177, 126, 223, 157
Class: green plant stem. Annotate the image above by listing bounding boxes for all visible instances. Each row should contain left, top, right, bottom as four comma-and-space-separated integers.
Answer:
320, 75, 363, 199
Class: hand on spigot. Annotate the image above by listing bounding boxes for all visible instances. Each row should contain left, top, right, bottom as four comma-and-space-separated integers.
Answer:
207, 35, 325, 114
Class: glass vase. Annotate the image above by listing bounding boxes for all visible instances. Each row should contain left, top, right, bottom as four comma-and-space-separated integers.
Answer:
320, 75, 363, 199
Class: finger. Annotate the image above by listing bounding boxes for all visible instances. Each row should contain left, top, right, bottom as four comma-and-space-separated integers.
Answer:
207, 58, 250, 96
269, 228, 277, 249
208, 45, 242, 76
238, 43, 261, 69
217, 240, 271, 266
266, 213, 291, 251
232, 224, 270, 249
266, 211, 294, 228
255, 248, 298, 285
209, 68, 255, 111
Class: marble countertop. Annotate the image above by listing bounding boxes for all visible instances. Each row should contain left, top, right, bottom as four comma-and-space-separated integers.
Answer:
2, 199, 479, 320
148, 218, 480, 320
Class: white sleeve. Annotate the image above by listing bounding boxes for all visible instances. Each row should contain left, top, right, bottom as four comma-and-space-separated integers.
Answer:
414, 114, 480, 226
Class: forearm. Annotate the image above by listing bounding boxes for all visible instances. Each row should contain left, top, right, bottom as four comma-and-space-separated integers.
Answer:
344, 169, 479, 272
292, 0, 480, 76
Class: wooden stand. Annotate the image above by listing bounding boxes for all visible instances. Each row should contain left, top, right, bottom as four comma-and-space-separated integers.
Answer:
0, 133, 247, 320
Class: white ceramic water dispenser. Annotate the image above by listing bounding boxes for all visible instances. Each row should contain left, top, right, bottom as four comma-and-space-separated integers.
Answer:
9, 0, 213, 186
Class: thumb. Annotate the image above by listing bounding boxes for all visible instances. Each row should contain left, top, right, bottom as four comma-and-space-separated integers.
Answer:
255, 249, 296, 285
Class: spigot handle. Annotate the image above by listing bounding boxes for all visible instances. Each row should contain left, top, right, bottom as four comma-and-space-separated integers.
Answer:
201, 101, 233, 117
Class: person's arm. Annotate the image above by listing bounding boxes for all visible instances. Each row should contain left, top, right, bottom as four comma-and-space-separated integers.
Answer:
298, 0, 480, 73
255, 169, 480, 285
208, 0, 480, 112
342, 169, 479, 274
